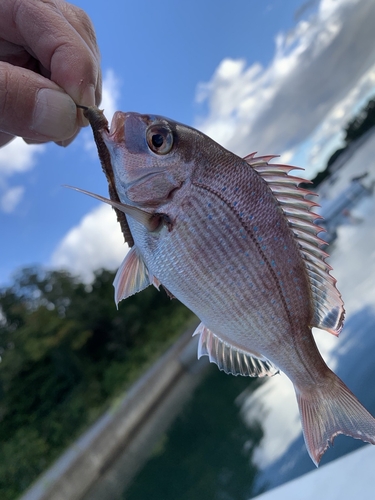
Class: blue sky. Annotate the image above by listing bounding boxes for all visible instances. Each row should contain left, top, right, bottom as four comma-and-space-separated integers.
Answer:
1, 0, 375, 285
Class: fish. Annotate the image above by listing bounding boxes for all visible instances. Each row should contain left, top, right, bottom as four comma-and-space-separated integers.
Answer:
75, 105, 375, 466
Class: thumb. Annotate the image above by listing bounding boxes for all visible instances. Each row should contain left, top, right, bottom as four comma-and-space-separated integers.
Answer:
0, 62, 78, 145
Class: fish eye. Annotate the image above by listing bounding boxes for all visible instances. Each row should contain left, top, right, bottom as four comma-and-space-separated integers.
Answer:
146, 124, 173, 155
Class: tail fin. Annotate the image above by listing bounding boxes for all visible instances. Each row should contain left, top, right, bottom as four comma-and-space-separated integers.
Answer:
295, 370, 375, 466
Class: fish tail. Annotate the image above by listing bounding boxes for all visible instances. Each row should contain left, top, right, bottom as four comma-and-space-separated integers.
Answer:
295, 370, 375, 466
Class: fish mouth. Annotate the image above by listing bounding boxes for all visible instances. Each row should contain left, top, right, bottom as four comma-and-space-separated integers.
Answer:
107, 111, 128, 142
80, 105, 135, 246
107, 111, 154, 144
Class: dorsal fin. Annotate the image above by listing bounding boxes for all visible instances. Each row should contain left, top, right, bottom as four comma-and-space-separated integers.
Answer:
193, 323, 279, 377
244, 154, 345, 336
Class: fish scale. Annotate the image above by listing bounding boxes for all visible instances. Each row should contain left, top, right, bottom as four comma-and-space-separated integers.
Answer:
127, 179, 319, 382
146, 188, 293, 339
193, 161, 312, 322
78, 106, 375, 467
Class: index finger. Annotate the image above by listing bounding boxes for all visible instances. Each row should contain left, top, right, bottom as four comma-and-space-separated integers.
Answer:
0, 0, 101, 108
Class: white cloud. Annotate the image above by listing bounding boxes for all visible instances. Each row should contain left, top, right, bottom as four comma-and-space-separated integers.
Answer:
241, 373, 300, 468
0, 137, 45, 213
51, 204, 127, 283
100, 68, 120, 123
0, 137, 45, 178
0, 185, 25, 213
195, 0, 375, 177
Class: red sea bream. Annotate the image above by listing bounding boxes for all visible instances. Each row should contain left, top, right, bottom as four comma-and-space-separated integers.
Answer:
77, 107, 375, 466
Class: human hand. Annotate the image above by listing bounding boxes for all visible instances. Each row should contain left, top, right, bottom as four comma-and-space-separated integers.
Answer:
0, 0, 102, 147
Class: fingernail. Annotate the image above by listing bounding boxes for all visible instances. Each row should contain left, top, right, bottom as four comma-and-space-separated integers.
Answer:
81, 84, 96, 107
78, 85, 96, 127
32, 89, 77, 140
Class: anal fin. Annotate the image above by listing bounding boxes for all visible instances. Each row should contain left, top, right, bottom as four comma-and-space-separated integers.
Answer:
193, 323, 278, 377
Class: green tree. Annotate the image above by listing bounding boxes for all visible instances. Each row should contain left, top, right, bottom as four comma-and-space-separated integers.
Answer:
0, 266, 194, 499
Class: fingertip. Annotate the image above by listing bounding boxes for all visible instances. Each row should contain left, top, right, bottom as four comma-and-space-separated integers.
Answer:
76, 84, 96, 127
55, 129, 80, 147
95, 70, 103, 106
81, 83, 96, 107
23, 138, 48, 145
31, 88, 78, 140
0, 132, 15, 148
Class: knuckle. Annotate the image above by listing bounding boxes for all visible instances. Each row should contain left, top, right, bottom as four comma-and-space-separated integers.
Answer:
74, 7, 94, 33
0, 63, 35, 136
63, 3, 99, 52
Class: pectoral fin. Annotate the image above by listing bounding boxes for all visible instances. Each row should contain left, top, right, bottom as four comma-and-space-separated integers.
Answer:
114, 247, 156, 306
193, 323, 278, 377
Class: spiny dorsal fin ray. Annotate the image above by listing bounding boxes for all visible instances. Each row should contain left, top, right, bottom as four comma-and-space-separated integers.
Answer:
276, 195, 320, 210
193, 323, 279, 377
270, 184, 317, 198
290, 228, 327, 247
244, 154, 345, 336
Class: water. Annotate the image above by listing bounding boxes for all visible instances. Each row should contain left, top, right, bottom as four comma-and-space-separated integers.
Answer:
122, 132, 375, 499
125, 373, 263, 500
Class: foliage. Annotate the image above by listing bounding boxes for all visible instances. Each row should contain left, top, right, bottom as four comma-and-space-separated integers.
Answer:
344, 98, 375, 144
0, 266, 194, 499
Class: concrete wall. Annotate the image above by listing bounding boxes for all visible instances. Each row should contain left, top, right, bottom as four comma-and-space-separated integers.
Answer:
21, 323, 208, 500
